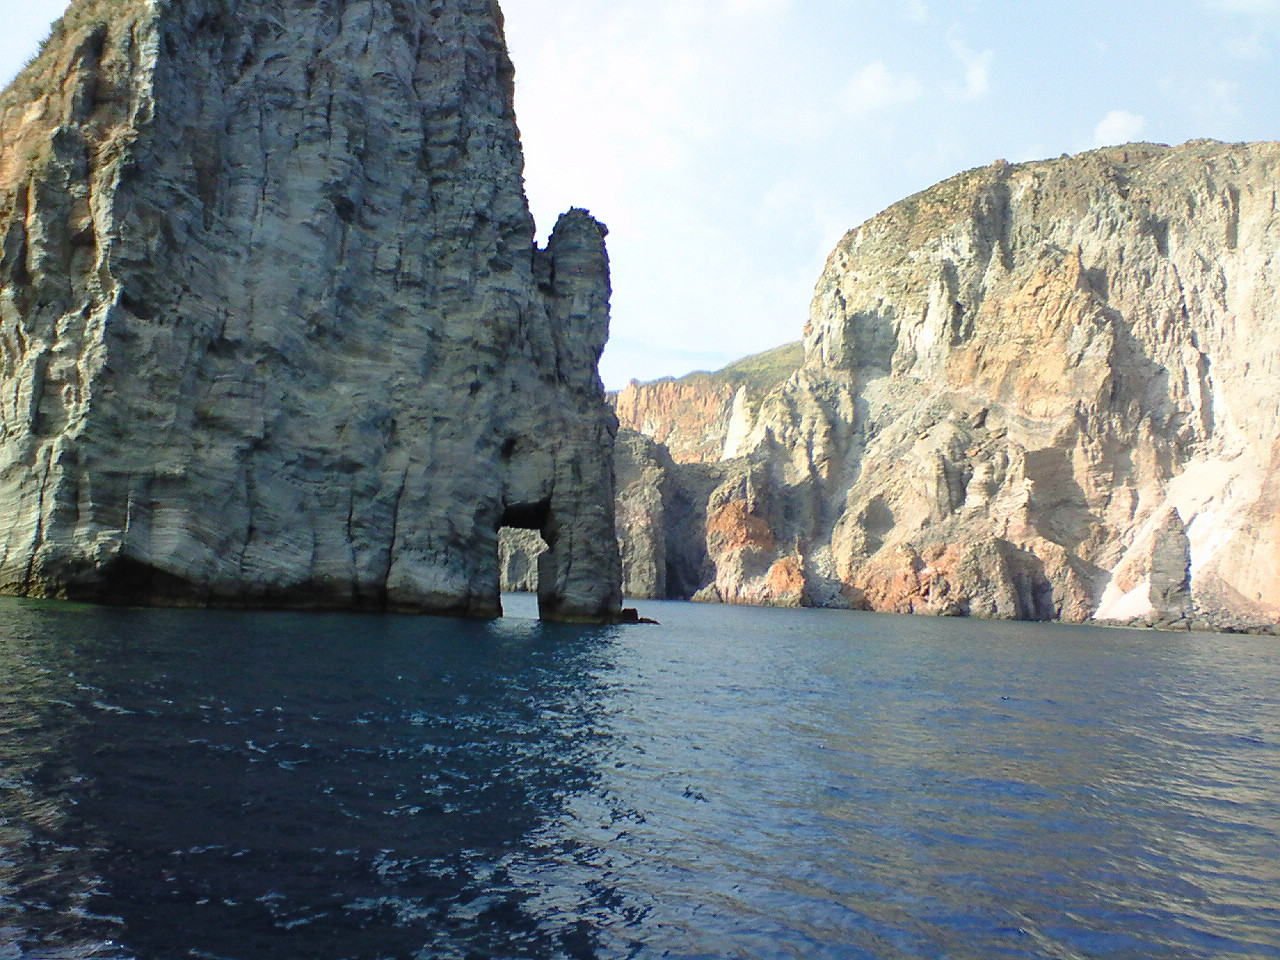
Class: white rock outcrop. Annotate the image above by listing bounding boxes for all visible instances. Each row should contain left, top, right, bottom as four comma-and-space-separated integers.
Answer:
0, 0, 622, 621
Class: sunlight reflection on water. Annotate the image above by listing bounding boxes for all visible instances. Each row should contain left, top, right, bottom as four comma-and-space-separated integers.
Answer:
1, 597, 1278, 959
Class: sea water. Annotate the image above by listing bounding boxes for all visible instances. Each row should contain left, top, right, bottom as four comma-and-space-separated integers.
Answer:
0, 594, 1277, 960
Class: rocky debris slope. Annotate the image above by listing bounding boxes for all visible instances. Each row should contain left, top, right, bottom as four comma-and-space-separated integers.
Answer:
0, 0, 622, 621
619, 141, 1280, 628
611, 342, 802, 463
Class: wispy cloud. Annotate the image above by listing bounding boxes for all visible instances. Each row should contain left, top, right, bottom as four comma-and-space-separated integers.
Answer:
905, 0, 929, 23
843, 61, 924, 115
946, 40, 994, 101
1093, 109, 1147, 146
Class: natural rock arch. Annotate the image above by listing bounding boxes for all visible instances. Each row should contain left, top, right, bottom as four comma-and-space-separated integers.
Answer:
0, 0, 623, 622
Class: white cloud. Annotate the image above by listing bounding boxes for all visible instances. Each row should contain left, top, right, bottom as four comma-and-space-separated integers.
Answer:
1093, 109, 1147, 146
905, 0, 929, 23
946, 40, 994, 101
843, 61, 924, 115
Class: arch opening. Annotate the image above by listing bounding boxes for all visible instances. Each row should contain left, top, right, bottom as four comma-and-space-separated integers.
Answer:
497, 500, 553, 617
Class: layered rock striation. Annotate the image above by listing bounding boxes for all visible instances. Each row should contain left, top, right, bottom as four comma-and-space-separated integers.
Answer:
611, 342, 802, 463
0, 0, 622, 620
619, 141, 1280, 627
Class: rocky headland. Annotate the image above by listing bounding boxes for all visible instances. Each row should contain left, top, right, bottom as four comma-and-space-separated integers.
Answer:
594, 140, 1280, 631
0, 0, 622, 621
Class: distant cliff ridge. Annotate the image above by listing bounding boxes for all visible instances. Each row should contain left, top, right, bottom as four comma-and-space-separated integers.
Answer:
0, 0, 622, 621
611, 342, 803, 463
611, 141, 1280, 629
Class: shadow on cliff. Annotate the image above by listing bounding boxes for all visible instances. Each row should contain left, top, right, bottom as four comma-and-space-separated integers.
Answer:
996, 539, 1058, 621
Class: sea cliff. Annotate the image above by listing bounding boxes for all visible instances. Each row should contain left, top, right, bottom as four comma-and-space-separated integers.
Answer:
0, 0, 622, 621
605, 141, 1280, 629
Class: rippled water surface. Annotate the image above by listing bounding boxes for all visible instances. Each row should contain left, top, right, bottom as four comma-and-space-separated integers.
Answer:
1, 595, 1278, 959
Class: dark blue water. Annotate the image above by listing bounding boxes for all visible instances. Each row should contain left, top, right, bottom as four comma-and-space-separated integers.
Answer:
1, 595, 1278, 960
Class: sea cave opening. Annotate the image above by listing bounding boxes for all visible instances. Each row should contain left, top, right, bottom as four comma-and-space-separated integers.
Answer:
497, 500, 552, 618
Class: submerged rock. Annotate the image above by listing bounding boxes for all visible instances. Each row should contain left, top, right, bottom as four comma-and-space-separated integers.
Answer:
0, 0, 622, 621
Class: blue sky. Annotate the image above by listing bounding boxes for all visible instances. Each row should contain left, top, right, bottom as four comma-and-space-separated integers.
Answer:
5, 1, 1279, 388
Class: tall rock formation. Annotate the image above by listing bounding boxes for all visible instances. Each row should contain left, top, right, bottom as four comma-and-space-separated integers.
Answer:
0, 0, 622, 621
621, 141, 1280, 626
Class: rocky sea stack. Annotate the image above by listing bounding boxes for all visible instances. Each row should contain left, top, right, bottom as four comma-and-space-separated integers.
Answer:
0, 0, 622, 621
612, 140, 1280, 630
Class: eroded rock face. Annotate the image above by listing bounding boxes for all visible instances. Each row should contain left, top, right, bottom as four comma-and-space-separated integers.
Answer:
612, 430, 669, 599
612, 377, 736, 464
793, 140, 1280, 624
498, 528, 546, 595
622, 141, 1280, 626
611, 342, 802, 463
0, 0, 622, 621
1148, 509, 1192, 620
501, 426, 735, 603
